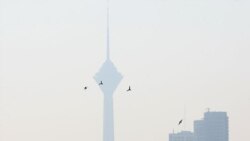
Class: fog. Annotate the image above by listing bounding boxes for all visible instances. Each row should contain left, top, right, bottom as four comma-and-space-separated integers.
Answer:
0, 0, 250, 141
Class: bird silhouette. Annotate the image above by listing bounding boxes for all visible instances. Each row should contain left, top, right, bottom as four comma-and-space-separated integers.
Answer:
127, 86, 131, 92
99, 81, 103, 85
178, 119, 183, 125
84, 86, 88, 90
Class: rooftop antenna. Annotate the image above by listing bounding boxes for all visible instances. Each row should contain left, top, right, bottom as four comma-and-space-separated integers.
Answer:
183, 104, 187, 131
207, 108, 210, 112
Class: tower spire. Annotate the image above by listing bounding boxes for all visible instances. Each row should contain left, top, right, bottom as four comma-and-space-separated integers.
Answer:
106, 0, 110, 60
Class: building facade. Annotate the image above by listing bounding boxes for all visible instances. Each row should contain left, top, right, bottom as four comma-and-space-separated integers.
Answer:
194, 111, 229, 141
169, 131, 194, 141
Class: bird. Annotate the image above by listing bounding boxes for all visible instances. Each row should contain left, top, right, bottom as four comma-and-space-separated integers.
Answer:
99, 81, 103, 85
127, 86, 131, 92
84, 86, 88, 90
178, 119, 183, 125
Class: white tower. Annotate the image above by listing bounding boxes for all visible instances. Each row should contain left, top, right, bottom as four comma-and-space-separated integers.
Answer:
94, 1, 123, 141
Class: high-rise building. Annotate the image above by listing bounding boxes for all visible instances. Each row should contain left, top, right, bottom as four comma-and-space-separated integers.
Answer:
169, 131, 194, 141
194, 111, 229, 141
194, 120, 205, 141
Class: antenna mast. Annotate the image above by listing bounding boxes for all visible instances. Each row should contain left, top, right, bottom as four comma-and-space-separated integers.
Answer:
106, 0, 110, 60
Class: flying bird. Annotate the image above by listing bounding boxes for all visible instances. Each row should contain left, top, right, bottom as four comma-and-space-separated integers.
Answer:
127, 86, 131, 92
99, 81, 103, 85
84, 86, 88, 90
178, 119, 183, 125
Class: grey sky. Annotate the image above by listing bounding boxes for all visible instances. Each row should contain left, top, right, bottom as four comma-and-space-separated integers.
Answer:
0, 0, 250, 141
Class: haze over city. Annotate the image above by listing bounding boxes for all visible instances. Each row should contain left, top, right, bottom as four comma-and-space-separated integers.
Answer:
0, 0, 250, 141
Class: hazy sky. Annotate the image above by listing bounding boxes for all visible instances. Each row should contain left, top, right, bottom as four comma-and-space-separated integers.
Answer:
1, 0, 250, 141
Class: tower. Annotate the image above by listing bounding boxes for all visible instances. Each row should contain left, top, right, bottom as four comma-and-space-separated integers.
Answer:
94, 1, 123, 141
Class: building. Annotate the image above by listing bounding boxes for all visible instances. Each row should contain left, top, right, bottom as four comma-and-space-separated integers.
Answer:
194, 111, 229, 141
169, 111, 229, 141
194, 120, 205, 141
169, 131, 194, 141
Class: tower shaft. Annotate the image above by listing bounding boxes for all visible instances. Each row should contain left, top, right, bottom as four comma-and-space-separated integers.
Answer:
103, 95, 114, 141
